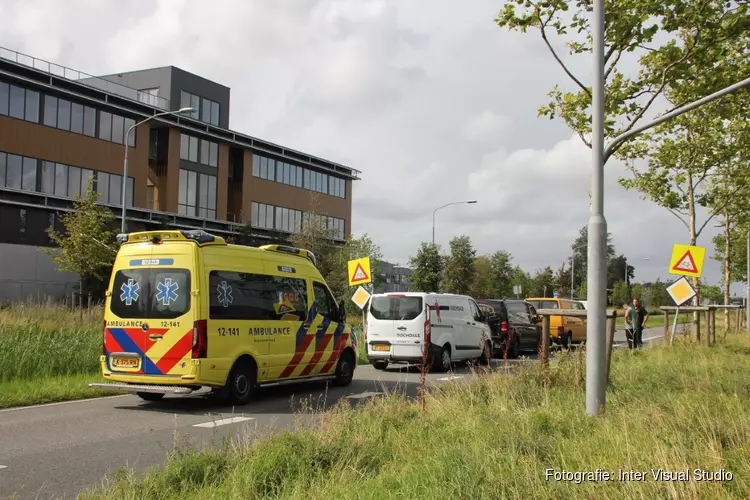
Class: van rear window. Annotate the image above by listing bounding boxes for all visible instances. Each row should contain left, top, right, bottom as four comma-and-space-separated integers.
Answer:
532, 300, 559, 310
110, 269, 191, 319
370, 296, 423, 321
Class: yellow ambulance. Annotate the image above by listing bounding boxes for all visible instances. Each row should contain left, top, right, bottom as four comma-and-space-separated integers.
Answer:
89, 229, 357, 405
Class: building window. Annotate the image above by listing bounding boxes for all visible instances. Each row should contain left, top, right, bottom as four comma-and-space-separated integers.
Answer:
251, 202, 275, 229
178, 169, 216, 219
180, 133, 217, 167
39, 93, 122, 142
98, 110, 135, 146
0, 151, 132, 205
249, 154, 346, 199
181, 90, 219, 126
96, 171, 133, 206
40, 161, 95, 199
0, 83, 39, 123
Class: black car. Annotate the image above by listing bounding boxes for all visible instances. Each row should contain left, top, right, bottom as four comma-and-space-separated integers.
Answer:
475, 298, 542, 358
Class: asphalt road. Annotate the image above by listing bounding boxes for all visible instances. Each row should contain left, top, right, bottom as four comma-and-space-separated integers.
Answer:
0, 326, 663, 500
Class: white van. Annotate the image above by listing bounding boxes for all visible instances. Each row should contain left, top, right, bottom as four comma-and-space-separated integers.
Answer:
364, 292, 492, 372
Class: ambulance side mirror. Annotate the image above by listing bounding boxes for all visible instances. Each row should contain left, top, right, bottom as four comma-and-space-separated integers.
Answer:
338, 299, 347, 323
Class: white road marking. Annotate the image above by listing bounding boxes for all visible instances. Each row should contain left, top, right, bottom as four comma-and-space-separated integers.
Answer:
437, 376, 464, 381
0, 394, 129, 413
0, 465, 7, 470
192, 416, 254, 428
345, 391, 384, 399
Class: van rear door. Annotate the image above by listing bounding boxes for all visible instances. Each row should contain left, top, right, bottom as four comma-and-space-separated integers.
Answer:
367, 294, 425, 359
106, 247, 195, 378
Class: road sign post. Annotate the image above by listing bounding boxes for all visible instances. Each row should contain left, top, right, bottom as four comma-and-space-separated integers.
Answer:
666, 277, 697, 344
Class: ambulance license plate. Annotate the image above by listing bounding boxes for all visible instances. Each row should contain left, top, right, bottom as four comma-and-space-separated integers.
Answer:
113, 357, 139, 368
372, 345, 390, 352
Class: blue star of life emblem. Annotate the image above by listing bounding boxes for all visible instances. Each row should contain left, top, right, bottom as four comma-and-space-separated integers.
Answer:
155, 278, 179, 306
119, 279, 140, 306
216, 280, 233, 308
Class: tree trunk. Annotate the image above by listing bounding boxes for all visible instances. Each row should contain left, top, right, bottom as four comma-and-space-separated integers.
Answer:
724, 216, 732, 330
687, 171, 700, 335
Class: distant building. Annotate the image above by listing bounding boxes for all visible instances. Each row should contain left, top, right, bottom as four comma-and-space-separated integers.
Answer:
375, 261, 412, 293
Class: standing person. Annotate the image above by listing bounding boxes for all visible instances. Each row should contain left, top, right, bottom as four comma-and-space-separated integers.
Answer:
623, 303, 635, 349
632, 298, 649, 348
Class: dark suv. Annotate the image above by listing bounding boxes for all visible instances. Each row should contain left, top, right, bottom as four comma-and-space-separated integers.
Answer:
475, 298, 542, 358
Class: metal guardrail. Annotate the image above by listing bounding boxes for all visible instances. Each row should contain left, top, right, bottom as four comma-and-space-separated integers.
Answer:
0, 46, 170, 110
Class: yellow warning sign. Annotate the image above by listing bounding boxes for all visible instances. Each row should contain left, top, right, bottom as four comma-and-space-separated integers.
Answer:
666, 276, 697, 306
347, 257, 372, 286
350, 285, 371, 310
668, 243, 706, 278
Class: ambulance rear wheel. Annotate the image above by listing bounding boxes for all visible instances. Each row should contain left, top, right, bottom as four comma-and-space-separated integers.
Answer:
137, 392, 164, 402
223, 358, 257, 406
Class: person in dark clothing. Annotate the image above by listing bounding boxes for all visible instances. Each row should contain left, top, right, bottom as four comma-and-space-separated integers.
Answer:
631, 298, 649, 347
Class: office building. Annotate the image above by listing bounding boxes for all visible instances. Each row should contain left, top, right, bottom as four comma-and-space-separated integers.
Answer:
0, 46, 360, 301
374, 261, 413, 293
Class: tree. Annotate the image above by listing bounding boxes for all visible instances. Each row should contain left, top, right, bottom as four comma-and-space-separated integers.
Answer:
443, 236, 477, 295
610, 281, 631, 308
554, 262, 571, 299
529, 266, 556, 297
408, 242, 443, 293
289, 211, 339, 283
43, 178, 118, 297
570, 224, 616, 293
470, 255, 492, 298
487, 250, 515, 298
713, 224, 748, 285
495, 0, 749, 162
511, 266, 532, 299
606, 255, 634, 291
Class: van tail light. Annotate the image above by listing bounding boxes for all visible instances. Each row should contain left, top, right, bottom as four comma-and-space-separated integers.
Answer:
192, 320, 208, 358
363, 319, 368, 343
424, 304, 432, 345
102, 321, 107, 356
500, 320, 509, 334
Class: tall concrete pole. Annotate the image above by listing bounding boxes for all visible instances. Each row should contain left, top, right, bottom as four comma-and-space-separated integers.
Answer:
586, 0, 607, 417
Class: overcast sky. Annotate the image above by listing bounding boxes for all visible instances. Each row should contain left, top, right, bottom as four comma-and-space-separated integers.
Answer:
1, 0, 742, 295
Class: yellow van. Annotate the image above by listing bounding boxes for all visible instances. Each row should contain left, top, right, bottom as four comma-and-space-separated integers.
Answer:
525, 297, 587, 347
89, 229, 357, 405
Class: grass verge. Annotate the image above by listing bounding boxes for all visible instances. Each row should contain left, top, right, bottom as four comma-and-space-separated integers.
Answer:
81, 335, 750, 499
0, 303, 108, 407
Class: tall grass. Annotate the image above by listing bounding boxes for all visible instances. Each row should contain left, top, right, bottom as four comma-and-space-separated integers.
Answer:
0, 303, 102, 381
83, 334, 750, 500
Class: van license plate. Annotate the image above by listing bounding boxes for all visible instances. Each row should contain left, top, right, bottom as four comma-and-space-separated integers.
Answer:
372, 345, 390, 352
113, 357, 139, 368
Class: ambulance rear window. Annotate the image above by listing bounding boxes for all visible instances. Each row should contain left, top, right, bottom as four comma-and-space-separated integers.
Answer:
110, 269, 191, 319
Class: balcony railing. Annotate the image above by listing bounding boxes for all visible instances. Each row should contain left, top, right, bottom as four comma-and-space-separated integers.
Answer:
0, 46, 170, 110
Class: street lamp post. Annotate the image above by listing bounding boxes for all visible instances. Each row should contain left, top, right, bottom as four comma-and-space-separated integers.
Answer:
121, 107, 195, 234
431, 200, 477, 244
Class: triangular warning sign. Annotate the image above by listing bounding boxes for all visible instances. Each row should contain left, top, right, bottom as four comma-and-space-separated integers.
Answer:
671, 251, 697, 273
351, 263, 369, 283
